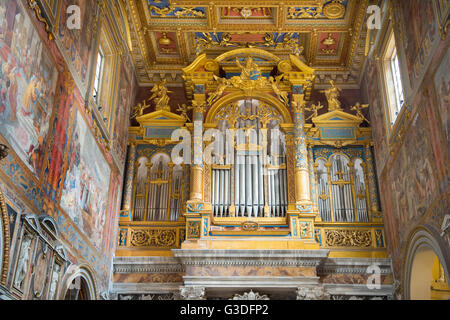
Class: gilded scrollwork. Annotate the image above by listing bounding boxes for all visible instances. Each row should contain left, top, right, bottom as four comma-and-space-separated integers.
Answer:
325, 229, 372, 247
129, 228, 178, 248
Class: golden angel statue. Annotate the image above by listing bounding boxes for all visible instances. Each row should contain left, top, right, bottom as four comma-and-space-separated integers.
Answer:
207, 75, 230, 106
130, 100, 149, 119
176, 103, 192, 122
235, 56, 261, 80
351, 102, 370, 124
321, 80, 342, 111
269, 75, 289, 106
304, 102, 324, 121
149, 79, 172, 111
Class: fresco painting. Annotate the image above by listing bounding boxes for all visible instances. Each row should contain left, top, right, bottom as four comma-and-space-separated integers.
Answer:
388, 105, 437, 235
399, 0, 438, 89
433, 49, 449, 144
0, 0, 58, 176
112, 56, 133, 166
60, 107, 111, 250
58, 0, 97, 92
362, 57, 388, 174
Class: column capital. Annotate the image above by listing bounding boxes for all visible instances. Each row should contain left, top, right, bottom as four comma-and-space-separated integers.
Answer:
296, 286, 330, 300
180, 286, 206, 300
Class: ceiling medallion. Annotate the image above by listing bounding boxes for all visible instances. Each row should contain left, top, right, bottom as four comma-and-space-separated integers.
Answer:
158, 32, 172, 45
323, 1, 346, 19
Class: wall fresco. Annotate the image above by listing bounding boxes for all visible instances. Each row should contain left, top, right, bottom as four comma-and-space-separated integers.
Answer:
0, 0, 58, 176
60, 106, 111, 250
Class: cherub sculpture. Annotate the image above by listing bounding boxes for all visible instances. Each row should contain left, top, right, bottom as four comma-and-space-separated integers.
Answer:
351, 102, 370, 124
207, 75, 230, 106
269, 75, 289, 106
304, 102, 324, 121
176, 103, 192, 122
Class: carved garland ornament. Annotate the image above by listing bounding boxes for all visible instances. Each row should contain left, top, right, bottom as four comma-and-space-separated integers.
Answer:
129, 229, 177, 248
325, 229, 372, 247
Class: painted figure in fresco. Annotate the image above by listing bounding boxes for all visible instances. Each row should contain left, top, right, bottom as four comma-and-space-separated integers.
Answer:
0, 1, 56, 175
321, 80, 342, 111
149, 79, 172, 111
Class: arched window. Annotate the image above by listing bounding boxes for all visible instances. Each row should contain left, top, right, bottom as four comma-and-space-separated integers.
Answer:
211, 99, 287, 218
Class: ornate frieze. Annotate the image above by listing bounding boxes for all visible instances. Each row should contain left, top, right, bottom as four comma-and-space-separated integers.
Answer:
324, 229, 372, 248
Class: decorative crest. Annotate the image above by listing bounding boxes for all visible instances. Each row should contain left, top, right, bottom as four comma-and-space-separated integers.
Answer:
231, 290, 269, 300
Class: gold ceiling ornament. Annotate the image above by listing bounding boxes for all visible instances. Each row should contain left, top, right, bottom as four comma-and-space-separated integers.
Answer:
321, 80, 342, 111
304, 102, 325, 121
149, 79, 172, 112
158, 32, 172, 45
149, 5, 205, 18
350, 102, 370, 125
321, 33, 337, 55
263, 33, 304, 56
196, 33, 303, 56
195, 33, 233, 55
0, 144, 8, 161
287, 0, 345, 19
323, 1, 346, 19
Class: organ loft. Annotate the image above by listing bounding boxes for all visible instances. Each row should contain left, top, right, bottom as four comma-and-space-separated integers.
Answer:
116, 50, 389, 299
0, 0, 448, 302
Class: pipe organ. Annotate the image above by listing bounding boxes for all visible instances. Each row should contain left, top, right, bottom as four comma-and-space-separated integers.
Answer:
118, 49, 385, 258
211, 99, 288, 218
315, 150, 370, 223
132, 153, 185, 222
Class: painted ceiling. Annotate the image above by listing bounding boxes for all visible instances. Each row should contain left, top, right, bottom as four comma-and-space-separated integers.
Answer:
120, 0, 377, 89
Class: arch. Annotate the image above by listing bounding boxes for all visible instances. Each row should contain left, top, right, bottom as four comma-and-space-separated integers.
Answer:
215, 48, 282, 64
403, 226, 450, 300
0, 188, 10, 285
59, 264, 98, 300
205, 92, 293, 125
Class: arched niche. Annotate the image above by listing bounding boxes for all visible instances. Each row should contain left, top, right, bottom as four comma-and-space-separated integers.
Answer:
403, 226, 450, 300
60, 265, 98, 300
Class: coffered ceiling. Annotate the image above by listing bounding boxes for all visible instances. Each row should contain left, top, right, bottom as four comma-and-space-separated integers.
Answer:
121, 0, 375, 89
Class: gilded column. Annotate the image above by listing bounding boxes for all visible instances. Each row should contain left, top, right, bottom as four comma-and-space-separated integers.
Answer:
364, 143, 381, 221
185, 92, 207, 243
292, 93, 312, 212
120, 143, 137, 221
189, 98, 205, 202
308, 144, 320, 220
